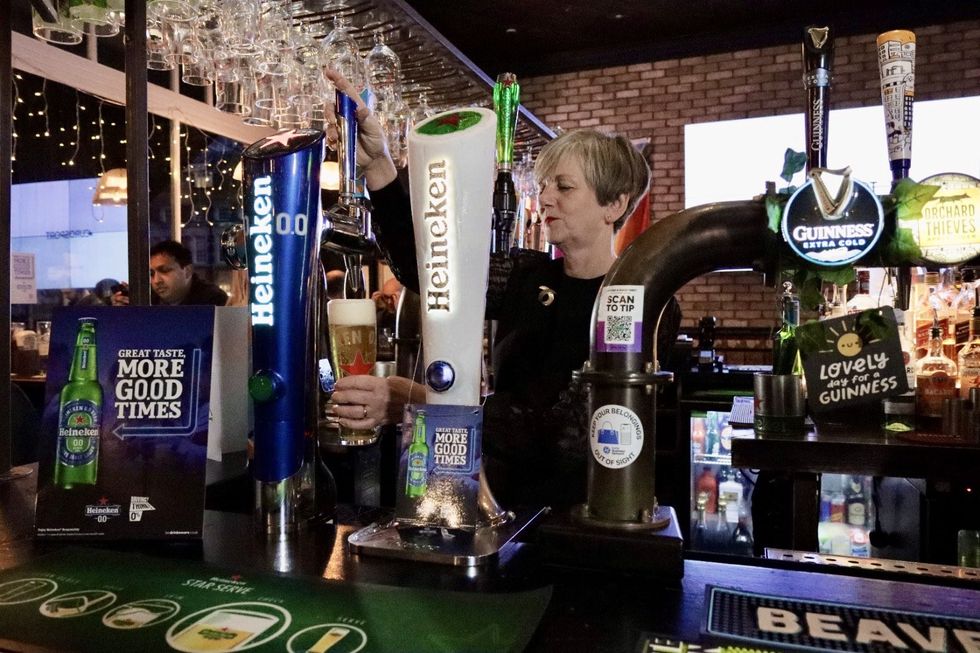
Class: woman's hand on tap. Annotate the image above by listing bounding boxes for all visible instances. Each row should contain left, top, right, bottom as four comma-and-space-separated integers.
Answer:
323, 67, 398, 191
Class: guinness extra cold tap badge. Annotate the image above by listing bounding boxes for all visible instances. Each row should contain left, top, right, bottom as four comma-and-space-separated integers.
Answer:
781, 167, 884, 267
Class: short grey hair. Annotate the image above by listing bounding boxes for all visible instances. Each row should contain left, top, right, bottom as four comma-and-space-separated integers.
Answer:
534, 129, 650, 232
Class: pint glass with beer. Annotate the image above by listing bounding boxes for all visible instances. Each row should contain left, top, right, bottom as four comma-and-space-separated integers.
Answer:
326, 298, 379, 445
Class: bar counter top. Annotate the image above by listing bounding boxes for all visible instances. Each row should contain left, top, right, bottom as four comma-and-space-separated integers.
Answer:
2, 466, 980, 652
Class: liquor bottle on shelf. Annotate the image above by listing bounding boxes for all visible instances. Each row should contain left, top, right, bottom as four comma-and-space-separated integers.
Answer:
914, 271, 951, 359
938, 267, 958, 307
953, 269, 977, 356
691, 417, 706, 456
850, 528, 871, 558
697, 316, 717, 373
915, 313, 958, 432
716, 494, 731, 535
772, 281, 801, 375
824, 283, 847, 318
696, 466, 718, 514
894, 308, 916, 392
694, 491, 709, 549
718, 468, 743, 525
958, 288, 980, 399
846, 269, 878, 313
704, 412, 720, 456
718, 423, 733, 456
731, 504, 755, 556
844, 475, 867, 528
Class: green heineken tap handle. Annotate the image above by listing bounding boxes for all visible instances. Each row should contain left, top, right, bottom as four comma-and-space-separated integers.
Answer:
493, 72, 520, 170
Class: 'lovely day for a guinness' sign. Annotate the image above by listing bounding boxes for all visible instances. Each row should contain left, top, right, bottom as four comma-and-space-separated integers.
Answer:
782, 171, 884, 267
798, 307, 908, 412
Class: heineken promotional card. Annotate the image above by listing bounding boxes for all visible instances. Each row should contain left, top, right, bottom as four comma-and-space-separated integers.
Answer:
35, 306, 216, 540
395, 404, 482, 529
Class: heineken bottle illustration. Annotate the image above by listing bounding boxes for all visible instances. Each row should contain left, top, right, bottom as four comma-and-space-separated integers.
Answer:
405, 410, 429, 498
54, 318, 103, 488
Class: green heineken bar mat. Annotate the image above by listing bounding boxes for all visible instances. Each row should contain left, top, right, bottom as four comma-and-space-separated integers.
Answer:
0, 548, 550, 652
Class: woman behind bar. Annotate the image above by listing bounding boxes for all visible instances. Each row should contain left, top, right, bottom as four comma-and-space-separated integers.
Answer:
327, 70, 679, 508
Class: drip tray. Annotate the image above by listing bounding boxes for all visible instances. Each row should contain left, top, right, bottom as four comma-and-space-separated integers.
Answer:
764, 548, 980, 582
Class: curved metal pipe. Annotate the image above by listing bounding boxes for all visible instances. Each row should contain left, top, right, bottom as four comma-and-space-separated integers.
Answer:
583, 199, 773, 523
593, 199, 773, 370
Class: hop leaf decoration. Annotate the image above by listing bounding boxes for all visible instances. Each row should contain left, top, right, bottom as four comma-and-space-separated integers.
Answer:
766, 193, 785, 234
796, 320, 829, 356
780, 148, 808, 183
790, 266, 856, 312
881, 226, 923, 265
892, 177, 940, 222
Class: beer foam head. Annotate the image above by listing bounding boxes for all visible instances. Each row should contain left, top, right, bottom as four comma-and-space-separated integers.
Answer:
327, 298, 376, 326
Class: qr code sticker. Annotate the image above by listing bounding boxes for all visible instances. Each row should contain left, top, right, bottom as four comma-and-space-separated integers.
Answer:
605, 315, 633, 344
12, 256, 34, 278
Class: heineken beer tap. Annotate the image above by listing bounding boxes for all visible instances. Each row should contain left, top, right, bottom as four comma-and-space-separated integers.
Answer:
242, 128, 325, 533
323, 90, 374, 257
407, 108, 496, 405
492, 73, 520, 253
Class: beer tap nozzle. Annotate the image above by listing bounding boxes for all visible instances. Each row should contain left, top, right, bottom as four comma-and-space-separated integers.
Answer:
323, 90, 376, 256
492, 169, 519, 254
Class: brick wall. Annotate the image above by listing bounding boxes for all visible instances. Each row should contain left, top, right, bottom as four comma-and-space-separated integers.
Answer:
521, 20, 980, 363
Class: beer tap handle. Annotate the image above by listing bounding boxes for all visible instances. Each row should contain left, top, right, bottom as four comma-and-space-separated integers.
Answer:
335, 89, 359, 202
219, 224, 247, 270
322, 90, 375, 255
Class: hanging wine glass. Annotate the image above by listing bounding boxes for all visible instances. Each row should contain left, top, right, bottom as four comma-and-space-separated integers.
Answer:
322, 15, 367, 97
32, 0, 83, 46
366, 28, 402, 105
70, 0, 120, 37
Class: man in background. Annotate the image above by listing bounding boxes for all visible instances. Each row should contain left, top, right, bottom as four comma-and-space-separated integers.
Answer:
149, 240, 228, 306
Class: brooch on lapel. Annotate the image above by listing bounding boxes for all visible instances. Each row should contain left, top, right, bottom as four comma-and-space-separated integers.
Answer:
537, 286, 556, 306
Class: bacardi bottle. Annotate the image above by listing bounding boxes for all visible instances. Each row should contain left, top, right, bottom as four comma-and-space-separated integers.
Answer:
915, 315, 958, 431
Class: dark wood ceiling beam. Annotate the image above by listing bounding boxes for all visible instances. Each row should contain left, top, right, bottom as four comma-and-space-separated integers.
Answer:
1, 0, 12, 473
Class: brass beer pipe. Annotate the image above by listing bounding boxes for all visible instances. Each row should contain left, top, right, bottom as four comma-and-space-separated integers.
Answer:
580, 199, 773, 524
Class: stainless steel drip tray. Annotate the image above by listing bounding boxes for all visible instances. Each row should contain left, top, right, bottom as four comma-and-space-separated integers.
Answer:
348, 507, 548, 566
765, 548, 980, 583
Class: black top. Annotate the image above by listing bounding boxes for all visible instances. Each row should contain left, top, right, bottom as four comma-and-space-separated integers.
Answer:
370, 181, 679, 508
151, 275, 228, 306
371, 182, 591, 507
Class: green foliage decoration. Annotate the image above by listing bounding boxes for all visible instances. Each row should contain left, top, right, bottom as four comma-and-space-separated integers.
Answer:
767, 150, 940, 311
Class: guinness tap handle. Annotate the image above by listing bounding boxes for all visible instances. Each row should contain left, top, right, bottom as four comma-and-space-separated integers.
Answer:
802, 25, 833, 173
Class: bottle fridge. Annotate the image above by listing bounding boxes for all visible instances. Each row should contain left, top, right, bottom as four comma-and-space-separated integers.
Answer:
689, 409, 757, 556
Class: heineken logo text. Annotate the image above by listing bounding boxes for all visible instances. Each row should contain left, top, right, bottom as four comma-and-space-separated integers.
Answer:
423, 160, 451, 313
250, 175, 276, 326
